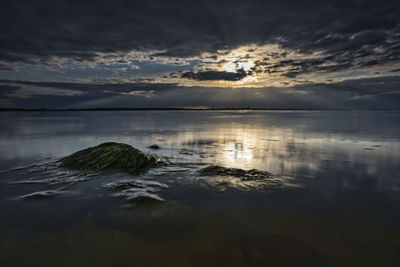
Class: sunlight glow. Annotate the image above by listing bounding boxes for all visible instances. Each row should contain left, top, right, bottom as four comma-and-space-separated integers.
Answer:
223, 60, 254, 73
236, 76, 257, 85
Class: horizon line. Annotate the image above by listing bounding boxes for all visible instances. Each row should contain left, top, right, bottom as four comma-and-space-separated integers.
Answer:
0, 107, 398, 112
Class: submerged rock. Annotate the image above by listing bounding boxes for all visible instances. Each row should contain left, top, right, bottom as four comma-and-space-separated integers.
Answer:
61, 142, 162, 174
197, 165, 289, 190
199, 165, 272, 180
148, 144, 161, 149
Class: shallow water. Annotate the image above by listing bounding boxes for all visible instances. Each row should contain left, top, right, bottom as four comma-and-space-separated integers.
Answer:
0, 110, 399, 267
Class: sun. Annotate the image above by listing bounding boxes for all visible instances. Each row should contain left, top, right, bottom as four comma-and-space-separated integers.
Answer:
223, 60, 254, 73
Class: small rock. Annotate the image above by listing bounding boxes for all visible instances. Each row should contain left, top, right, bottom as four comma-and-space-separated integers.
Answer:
199, 165, 272, 180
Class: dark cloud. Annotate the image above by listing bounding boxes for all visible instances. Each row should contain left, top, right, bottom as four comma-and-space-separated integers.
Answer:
1, 76, 400, 109
0, 84, 20, 97
0, 63, 17, 71
294, 75, 400, 97
0, 0, 399, 69
0, 80, 174, 94
0, 0, 399, 108
252, 46, 396, 78
181, 69, 247, 81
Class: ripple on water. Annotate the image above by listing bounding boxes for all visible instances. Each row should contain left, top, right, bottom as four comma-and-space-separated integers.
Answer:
104, 179, 168, 202
3, 157, 293, 203
19, 190, 66, 200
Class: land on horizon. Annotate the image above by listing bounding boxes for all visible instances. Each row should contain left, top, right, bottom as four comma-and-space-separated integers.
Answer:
1, 107, 398, 112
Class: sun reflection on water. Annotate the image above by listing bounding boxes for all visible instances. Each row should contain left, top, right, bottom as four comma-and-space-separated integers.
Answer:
1, 111, 399, 191
223, 139, 253, 163
148, 121, 400, 182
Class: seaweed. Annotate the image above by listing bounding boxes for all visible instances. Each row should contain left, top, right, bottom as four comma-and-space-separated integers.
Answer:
60, 142, 162, 174
199, 165, 272, 180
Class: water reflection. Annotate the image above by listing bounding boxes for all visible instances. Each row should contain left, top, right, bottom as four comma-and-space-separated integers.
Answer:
0, 111, 399, 193
1, 111, 400, 267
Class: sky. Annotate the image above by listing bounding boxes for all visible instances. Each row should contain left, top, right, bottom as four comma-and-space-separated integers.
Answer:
0, 0, 399, 109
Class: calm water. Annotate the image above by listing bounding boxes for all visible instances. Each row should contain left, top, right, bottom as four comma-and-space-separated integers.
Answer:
0, 110, 399, 267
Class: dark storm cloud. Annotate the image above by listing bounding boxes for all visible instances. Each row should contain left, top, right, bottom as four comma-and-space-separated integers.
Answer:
1, 0, 399, 107
180, 70, 247, 81
1, 0, 399, 70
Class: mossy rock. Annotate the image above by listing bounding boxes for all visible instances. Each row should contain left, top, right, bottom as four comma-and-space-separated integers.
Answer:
199, 165, 272, 180
61, 142, 161, 174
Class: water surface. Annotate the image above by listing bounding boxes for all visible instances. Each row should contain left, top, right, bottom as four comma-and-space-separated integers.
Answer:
0, 110, 399, 267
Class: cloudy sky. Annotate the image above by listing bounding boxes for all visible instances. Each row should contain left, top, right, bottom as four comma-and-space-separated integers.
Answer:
1, 0, 399, 109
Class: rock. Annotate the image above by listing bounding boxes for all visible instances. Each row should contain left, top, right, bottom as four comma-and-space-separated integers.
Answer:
197, 165, 284, 190
60, 142, 161, 174
179, 148, 194, 155
198, 165, 272, 180
148, 144, 161, 149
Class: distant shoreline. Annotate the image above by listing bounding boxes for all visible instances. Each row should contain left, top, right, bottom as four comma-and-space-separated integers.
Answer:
0, 108, 398, 112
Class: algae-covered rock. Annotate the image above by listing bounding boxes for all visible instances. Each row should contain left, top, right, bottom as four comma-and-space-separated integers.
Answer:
197, 165, 288, 190
61, 142, 161, 174
199, 165, 272, 180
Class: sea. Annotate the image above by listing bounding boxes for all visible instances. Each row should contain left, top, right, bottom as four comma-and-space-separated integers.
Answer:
0, 110, 399, 267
